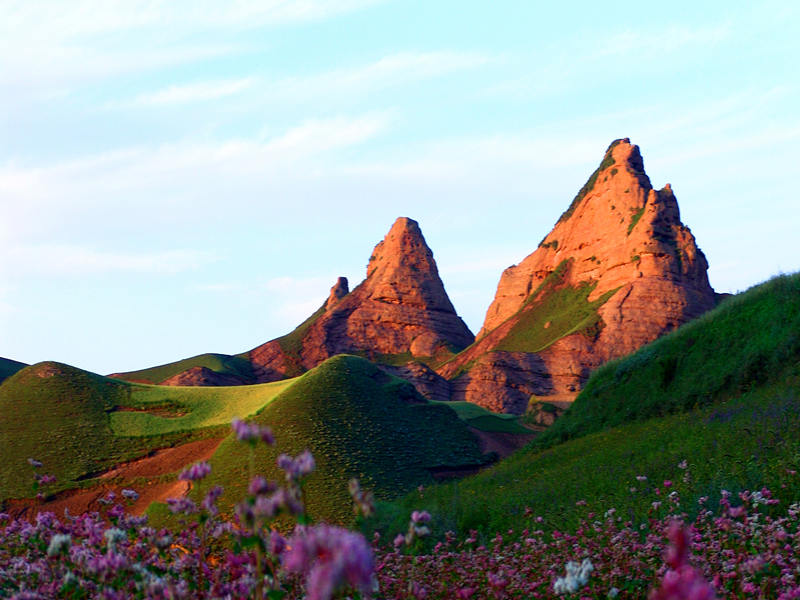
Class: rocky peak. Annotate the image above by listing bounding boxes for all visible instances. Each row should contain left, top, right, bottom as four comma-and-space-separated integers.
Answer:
440, 139, 716, 413
248, 216, 474, 383
364, 217, 458, 312
479, 138, 705, 337
325, 277, 349, 309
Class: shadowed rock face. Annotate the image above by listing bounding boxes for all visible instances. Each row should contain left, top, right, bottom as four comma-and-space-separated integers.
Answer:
159, 366, 250, 387
248, 217, 474, 381
438, 139, 717, 413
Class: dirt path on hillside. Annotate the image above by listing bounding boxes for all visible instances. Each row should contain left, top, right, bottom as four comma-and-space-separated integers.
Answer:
5, 438, 222, 520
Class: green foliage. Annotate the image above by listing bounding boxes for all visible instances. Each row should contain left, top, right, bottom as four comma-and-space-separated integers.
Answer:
369, 272, 800, 540
0, 363, 218, 499
495, 260, 618, 352
430, 400, 530, 433
371, 377, 800, 540
539, 239, 559, 250
464, 415, 531, 434
113, 353, 257, 384
0, 357, 26, 384
275, 304, 327, 376
627, 206, 646, 235
109, 379, 295, 436
557, 139, 622, 224
195, 355, 487, 525
537, 272, 800, 448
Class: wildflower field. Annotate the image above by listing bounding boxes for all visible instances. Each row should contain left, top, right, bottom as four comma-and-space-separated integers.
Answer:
2, 274, 799, 598
4, 423, 800, 598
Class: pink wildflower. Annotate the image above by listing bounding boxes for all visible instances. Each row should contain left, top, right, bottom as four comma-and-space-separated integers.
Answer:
284, 524, 374, 600
411, 510, 431, 524
650, 522, 716, 600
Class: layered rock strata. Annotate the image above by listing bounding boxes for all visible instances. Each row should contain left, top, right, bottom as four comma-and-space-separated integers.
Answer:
438, 138, 716, 413
248, 217, 475, 381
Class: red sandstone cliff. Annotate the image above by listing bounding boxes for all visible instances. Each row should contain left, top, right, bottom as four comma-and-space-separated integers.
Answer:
437, 139, 716, 413
247, 217, 474, 381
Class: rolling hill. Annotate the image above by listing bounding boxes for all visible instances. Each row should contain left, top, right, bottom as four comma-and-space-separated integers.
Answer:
0, 357, 27, 384
370, 272, 800, 539
191, 355, 488, 524
1, 354, 498, 525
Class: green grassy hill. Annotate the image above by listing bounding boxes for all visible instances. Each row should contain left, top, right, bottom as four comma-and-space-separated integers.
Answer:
1, 355, 491, 520
369, 273, 800, 539
0, 363, 286, 500
110, 379, 293, 437
0, 357, 27, 384
537, 272, 800, 448
0, 362, 186, 499
110, 352, 256, 384
194, 355, 487, 524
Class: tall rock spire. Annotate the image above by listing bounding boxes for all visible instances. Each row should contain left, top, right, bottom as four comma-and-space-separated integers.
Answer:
248, 217, 474, 380
438, 138, 716, 413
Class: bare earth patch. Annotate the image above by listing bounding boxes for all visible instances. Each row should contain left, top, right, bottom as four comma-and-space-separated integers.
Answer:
5, 438, 222, 520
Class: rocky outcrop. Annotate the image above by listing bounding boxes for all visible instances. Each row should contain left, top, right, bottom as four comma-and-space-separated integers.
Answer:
247, 217, 474, 381
438, 139, 716, 413
378, 362, 451, 402
160, 366, 250, 386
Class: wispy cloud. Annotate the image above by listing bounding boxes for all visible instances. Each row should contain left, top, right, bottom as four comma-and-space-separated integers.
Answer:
0, 112, 391, 237
127, 77, 256, 107
272, 51, 490, 98
0, 0, 387, 99
598, 23, 730, 57
111, 51, 491, 112
0, 0, 386, 42
3, 245, 214, 276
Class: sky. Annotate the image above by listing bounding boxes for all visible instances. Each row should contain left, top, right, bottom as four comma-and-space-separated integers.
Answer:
1, 1, 799, 375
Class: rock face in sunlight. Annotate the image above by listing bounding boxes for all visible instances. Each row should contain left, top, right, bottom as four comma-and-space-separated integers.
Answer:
247, 217, 475, 382
437, 139, 717, 413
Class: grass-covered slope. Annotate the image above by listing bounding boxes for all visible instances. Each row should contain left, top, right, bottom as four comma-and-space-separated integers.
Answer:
110, 353, 256, 384
494, 259, 617, 353
374, 376, 800, 539
370, 273, 800, 538
109, 379, 294, 436
0, 363, 172, 499
431, 400, 531, 434
537, 272, 800, 447
0, 362, 288, 500
195, 355, 487, 524
0, 357, 27, 384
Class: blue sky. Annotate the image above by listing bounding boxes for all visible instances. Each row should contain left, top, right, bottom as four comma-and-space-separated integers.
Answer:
2, 0, 799, 374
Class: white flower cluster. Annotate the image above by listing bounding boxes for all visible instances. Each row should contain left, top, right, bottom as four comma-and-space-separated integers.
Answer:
47, 533, 71, 557
104, 527, 127, 553
553, 558, 594, 594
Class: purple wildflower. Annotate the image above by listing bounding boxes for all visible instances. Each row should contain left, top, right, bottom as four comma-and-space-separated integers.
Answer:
277, 450, 315, 480
121, 489, 139, 502
285, 524, 374, 600
231, 418, 274, 445
179, 461, 211, 482
202, 485, 224, 515
166, 496, 199, 515
248, 476, 276, 496
27, 458, 43, 468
